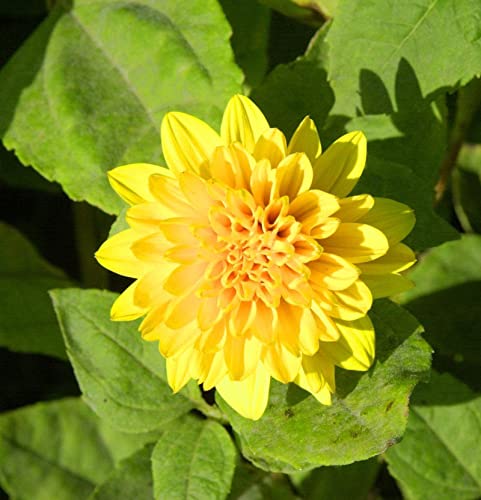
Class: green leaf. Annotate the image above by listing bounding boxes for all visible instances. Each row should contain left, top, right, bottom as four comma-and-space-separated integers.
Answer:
251, 25, 334, 140
51, 288, 202, 433
386, 372, 481, 500
220, 0, 271, 90
253, 29, 457, 251
327, 0, 481, 116
0, 398, 158, 500
345, 59, 458, 251
217, 301, 431, 472
400, 235, 481, 386
91, 444, 155, 500
290, 458, 380, 500
151, 415, 237, 500
0, 222, 72, 359
0, 0, 243, 215
228, 461, 297, 500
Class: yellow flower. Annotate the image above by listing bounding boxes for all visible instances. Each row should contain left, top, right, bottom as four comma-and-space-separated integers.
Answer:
95, 95, 415, 420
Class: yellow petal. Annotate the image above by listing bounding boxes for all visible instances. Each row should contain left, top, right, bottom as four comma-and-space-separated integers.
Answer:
327, 280, 373, 320
287, 116, 322, 163
358, 197, 415, 245
126, 203, 168, 233
166, 347, 198, 392
221, 94, 269, 152
295, 351, 335, 394
131, 232, 171, 263
95, 229, 151, 278
110, 281, 147, 321
224, 334, 262, 381
163, 262, 207, 296
312, 131, 366, 197
178, 171, 217, 212
311, 303, 341, 342
322, 222, 389, 263
334, 194, 374, 222
198, 297, 222, 331
313, 385, 332, 405
165, 292, 202, 329
276, 302, 302, 355
309, 253, 359, 292
264, 342, 301, 383
320, 315, 375, 371
253, 128, 287, 167
361, 273, 414, 298
275, 153, 313, 199
358, 243, 416, 274
157, 322, 201, 358
216, 363, 271, 420
108, 163, 167, 205
200, 350, 228, 390
148, 173, 194, 217
161, 111, 222, 176
134, 266, 174, 308
250, 158, 274, 207
289, 189, 340, 222
298, 309, 321, 355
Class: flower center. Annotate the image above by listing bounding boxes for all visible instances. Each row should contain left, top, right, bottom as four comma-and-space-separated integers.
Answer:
199, 184, 322, 308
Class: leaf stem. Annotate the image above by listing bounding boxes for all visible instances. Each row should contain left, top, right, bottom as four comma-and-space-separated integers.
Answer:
435, 78, 481, 204
196, 400, 230, 425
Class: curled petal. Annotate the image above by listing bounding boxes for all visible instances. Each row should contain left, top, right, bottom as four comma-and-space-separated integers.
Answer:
253, 128, 287, 167
312, 131, 366, 197
358, 243, 416, 275
221, 94, 269, 152
275, 153, 313, 199
110, 280, 147, 321
166, 347, 200, 393
358, 197, 415, 245
335, 194, 374, 222
161, 111, 222, 176
216, 363, 271, 421
95, 229, 151, 278
320, 315, 375, 371
322, 223, 389, 263
108, 163, 167, 205
287, 116, 322, 163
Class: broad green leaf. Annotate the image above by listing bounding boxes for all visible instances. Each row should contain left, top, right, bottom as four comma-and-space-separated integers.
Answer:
345, 59, 458, 251
0, 398, 158, 500
217, 301, 431, 471
151, 415, 237, 500
386, 372, 481, 500
51, 288, 202, 433
290, 458, 380, 500
251, 25, 334, 140
220, 0, 271, 89
228, 461, 297, 500
0, 0, 242, 215
327, 0, 481, 116
91, 444, 155, 500
252, 29, 458, 251
0, 222, 72, 359
400, 235, 481, 386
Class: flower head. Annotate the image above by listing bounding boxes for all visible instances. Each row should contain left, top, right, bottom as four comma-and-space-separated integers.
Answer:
95, 95, 415, 420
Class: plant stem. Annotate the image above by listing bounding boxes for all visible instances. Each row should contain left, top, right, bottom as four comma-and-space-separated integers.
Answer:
435, 78, 481, 204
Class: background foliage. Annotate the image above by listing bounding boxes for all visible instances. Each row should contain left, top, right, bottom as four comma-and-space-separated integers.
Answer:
1, 0, 481, 498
